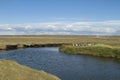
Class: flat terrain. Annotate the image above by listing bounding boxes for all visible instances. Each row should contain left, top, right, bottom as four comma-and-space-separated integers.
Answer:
0, 35, 120, 46
0, 35, 120, 79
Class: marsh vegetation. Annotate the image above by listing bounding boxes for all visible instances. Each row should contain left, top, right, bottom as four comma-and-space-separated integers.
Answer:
59, 44, 120, 59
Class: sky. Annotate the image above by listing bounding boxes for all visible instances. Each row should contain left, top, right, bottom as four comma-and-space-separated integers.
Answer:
0, 0, 120, 35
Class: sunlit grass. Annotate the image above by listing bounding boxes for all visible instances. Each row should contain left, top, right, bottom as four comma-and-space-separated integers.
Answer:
0, 35, 120, 46
0, 60, 60, 80
59, 45, 120, 59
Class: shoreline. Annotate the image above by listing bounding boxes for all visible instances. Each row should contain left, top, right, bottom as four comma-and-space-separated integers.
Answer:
59, 45, 120, 59
0, 59, 60, 80
0, 43, 66, 51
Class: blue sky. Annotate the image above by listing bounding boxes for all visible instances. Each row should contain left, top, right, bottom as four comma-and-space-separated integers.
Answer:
0, 0, 120, 35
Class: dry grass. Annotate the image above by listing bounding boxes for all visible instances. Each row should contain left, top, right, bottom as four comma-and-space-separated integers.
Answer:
0, 35, 120, 46
0, 60, 60, 80
0, 35, 120, 79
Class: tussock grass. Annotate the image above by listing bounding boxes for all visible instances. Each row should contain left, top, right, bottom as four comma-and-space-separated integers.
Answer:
59, 45, 120, 59
0, 60, 60, 80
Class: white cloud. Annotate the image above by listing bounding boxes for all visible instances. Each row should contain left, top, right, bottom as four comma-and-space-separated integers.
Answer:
0, 20, 120, 35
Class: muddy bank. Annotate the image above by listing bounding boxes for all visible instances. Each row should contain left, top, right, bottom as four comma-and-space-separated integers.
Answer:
0, 43, 68, 51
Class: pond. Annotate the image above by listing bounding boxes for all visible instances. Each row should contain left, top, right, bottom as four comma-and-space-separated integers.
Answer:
0, 47, 120, 80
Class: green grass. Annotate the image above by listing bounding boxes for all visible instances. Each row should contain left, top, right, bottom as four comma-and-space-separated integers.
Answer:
0, 60, 60, 80
59, 45, 120, 59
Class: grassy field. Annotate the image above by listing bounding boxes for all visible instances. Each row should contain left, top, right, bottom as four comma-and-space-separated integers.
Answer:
0, 35, 120, 79
0, 35, 120, 47
59, 45, 120, 59
0, 60, 60, 80
0, 35, 120, 58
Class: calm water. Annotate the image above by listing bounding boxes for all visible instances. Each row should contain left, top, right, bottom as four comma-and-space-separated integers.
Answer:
0, 47, 120, 80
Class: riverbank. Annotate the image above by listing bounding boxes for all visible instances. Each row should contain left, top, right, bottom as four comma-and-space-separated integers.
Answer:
0, 35, 120, 50
0, 35, 120, 58
0, 43, 64, 50
59, 45, 120, 59
0, 60, 60, 80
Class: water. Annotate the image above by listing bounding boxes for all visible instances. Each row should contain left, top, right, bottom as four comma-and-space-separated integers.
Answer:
0, 47, 120, 80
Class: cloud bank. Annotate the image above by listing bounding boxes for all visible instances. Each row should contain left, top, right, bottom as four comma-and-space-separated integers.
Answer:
0, 20, 120, 35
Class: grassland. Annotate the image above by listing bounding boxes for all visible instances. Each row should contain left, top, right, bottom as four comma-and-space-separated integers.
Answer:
0, 60, 60, 80
0, 35, 120, 79
0, 35, 120, 58
0, 35, 120, 47
59, 44, 120, 59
